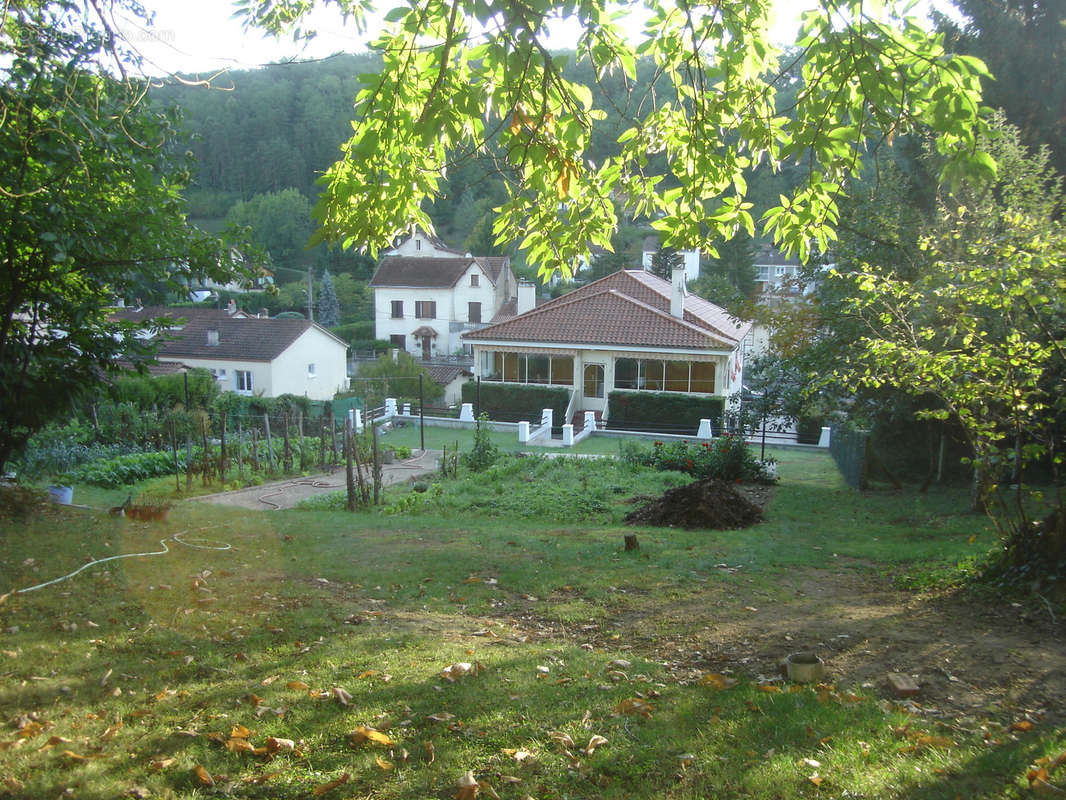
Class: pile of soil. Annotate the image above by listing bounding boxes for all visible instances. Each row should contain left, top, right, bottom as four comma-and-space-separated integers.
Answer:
624, 478, 763, 530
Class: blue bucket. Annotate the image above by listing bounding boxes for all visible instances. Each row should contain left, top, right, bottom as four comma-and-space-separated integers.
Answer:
47, 485, 73, 505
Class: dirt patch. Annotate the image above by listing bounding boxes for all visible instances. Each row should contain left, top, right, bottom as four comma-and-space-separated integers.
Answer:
623, 478, 765, 530
493, 567, 1065, 726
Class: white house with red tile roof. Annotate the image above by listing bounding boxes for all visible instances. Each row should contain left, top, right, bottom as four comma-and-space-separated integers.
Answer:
370, 230, 516, 359
462, 268, 750, 423
112, 307, 349, 401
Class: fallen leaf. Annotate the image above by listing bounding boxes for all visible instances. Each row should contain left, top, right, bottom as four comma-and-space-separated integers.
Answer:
803, 758, 822, 769
613, 698, 653, 718
230, 724, 252, 739
428, 712, 456, 723
585, 735, 608, 755
809, 773, 823, 787
549, 731, 576, 750
456, 771, 480, 800
193, 765, 214, 787
266, 737, 295, 753
61, 751, 109, 761
149, 758, 176, 772
349, 726, 395, 747
441, 662, 480, 682
226, 737, 256, 754
356, 670, 380, 680
243, 771, 283, 784
426, 740, 436, 764
1009, 720, 1035, 732
260, 675, 280, 686
757, 684, 782, 694
286, 681, 309, 690
332, 687, 352, 706
313, 772, 350, 795
698, 673, 737, 690
376, 756, 394, 770
38, 735, 71, 750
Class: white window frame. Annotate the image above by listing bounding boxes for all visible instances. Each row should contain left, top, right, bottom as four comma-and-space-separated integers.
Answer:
308, 363, 316, 378
235, 370, 253, 394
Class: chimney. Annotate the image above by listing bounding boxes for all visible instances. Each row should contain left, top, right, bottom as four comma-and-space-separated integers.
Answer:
516, 280, 537, 315
226, 298, 237, 315
670, 266, 686, 318
206, 329, 219, 347
258, 308, 268, 319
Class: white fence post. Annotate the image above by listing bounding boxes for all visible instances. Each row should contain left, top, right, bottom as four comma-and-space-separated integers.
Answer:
562, 424, 574, 446
518, 420, 530, 443
584, 411, 597, 432
818, 426, 831, 448
459, 403, 475, 422
697, 418, 713, 440
384, 398, 398, 418
402, 402, 411, 416
541, 408, 553, 428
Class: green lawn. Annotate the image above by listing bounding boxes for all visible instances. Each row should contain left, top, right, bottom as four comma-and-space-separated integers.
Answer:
1, 448, 1061, 799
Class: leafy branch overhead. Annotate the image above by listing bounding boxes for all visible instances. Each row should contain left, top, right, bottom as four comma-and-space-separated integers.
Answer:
241, 0, 992, 278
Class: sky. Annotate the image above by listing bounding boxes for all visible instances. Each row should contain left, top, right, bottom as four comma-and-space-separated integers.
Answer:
119, 1, 948, 78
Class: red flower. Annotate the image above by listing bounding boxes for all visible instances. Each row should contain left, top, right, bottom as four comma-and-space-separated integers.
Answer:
685, 459, 694, 469
653, 441, 663, 447
735, 478, 742, 483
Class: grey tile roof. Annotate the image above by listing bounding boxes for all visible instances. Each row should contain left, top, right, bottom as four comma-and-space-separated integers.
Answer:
370, 255, 510, 289
111, 307, 345, 363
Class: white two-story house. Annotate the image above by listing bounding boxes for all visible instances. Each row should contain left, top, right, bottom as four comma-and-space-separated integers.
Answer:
370, 231, 516, 358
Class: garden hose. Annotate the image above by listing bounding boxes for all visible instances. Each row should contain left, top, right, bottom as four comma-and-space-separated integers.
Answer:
3, 526, 232, 598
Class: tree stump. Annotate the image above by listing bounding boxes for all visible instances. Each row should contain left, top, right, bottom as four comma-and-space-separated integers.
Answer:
624, 534, 639, 552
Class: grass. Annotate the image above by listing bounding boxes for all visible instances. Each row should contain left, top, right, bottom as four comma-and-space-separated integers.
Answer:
1, 449, 1061, 799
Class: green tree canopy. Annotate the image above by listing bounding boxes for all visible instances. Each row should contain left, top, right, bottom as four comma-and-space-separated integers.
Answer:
0, 2, 243, 467
242, 0, 993, 280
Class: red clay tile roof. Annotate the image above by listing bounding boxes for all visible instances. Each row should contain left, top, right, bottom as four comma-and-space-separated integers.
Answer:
370, 255, 510, 289
463, 270, 749, 351
111, 307, 346, 362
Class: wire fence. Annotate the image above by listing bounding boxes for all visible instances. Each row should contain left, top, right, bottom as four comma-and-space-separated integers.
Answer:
828, 424, 869, 489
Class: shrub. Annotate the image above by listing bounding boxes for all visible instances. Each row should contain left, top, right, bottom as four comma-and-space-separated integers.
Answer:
460, 382, 569, 422
461, 414, 499, 472
618, 434, 772, 482
607, 391, 725, 435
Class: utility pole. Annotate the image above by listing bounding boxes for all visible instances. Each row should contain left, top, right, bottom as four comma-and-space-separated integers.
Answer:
307, 266, 314, 322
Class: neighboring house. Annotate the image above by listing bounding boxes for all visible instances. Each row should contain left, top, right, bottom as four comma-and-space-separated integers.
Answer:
462, 268, 750, 423
424, 364, 474, 407
753, 245, 803, 295
112, 307, 349, 401
370, 230, 516, 358
641, 235, 700, 283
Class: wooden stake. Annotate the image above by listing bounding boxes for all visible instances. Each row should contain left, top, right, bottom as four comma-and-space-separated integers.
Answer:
264, 414, 275, 472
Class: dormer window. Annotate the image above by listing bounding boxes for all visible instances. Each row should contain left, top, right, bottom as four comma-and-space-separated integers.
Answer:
206, 329, 219, 346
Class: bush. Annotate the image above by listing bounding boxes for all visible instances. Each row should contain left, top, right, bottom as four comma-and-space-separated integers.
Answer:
461, 414, 498, 472
618, 434, 772, 482
460, 382, 569, 422
607, 391, 725, 435
67, 450, 186, 487
329, 321, 375, 345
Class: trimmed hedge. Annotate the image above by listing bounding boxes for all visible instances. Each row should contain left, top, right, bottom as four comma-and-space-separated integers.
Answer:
461, 381, 570, 423
607, 390, 725, 434
329, 321, 375, 344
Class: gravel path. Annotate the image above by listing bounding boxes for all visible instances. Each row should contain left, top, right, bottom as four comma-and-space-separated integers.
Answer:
187, 449, 440, 510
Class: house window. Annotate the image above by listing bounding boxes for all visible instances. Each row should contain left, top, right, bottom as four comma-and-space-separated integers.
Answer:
391, 300, 403, 319
415, 300, 436, 319
470, 274, 479, 287
775, 266, 787, 277
235, 370, 253, 393
415, 239, 421, 251
308, 363, 316, 378
613, 358, 714, 393
468, 302, 481, 323
480, 351, 573, 386
390, 334, 406, 351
